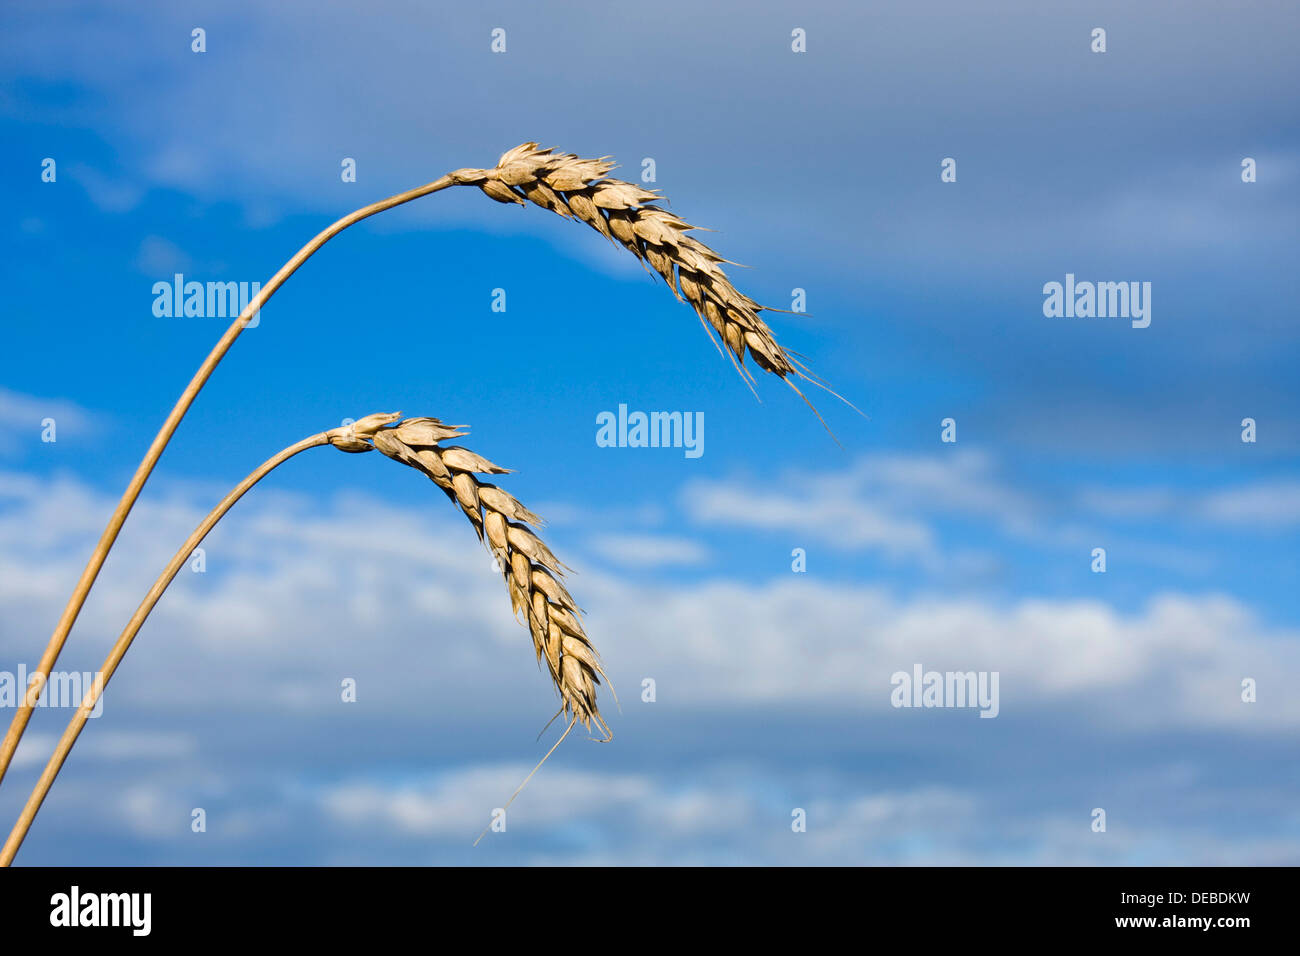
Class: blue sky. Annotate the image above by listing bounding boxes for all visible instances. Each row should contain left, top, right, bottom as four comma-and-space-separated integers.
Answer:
0, 0, 1297, 864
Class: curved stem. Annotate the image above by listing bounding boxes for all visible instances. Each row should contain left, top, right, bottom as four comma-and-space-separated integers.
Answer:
0, 175, 457, 787
0, 432, 329, 866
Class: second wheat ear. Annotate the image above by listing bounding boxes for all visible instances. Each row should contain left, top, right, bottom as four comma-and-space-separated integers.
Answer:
1, 413, 607, 864
367, 417, 610, 737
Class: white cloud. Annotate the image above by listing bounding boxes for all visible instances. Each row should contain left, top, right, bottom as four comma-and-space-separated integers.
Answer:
683, 472, 936, 558
2, 463, 1296, 864
322, 764, 652, 836
313, 765, 1300, 865
587, 575, 1300, 730
67, 163, 144, 214
88, 730, 197, 761
0, 389, 96, 457
2, 457, 1289, 868
24, 752, 1296, 865
1080, 479, 1300, 529
1077, 487, 1180, 519
6, 730, 194, 770
8, 731, 57, 770
134, 235, 192, 275
1, 465, 1294, 737
681, 449, 1035, 564
585, 533, 708, 568
1198, 481, 1300, 527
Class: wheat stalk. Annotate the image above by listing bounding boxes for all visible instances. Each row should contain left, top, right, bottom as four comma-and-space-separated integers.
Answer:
0, 175, 459, 786
2, 141, 832, 793
0, 412, 603, 864
0, 427, 332, 866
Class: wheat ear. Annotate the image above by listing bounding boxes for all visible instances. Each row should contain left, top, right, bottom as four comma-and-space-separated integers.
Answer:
369, 418, 609, 737
453, 143, 852, 420
0, 413, 604, 864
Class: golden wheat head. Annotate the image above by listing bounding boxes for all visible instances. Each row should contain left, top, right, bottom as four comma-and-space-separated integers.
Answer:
447, 143, 845, 422
331, 412, 609, 738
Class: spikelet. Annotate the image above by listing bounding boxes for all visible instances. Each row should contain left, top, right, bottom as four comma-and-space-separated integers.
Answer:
350, 417, 608, 737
